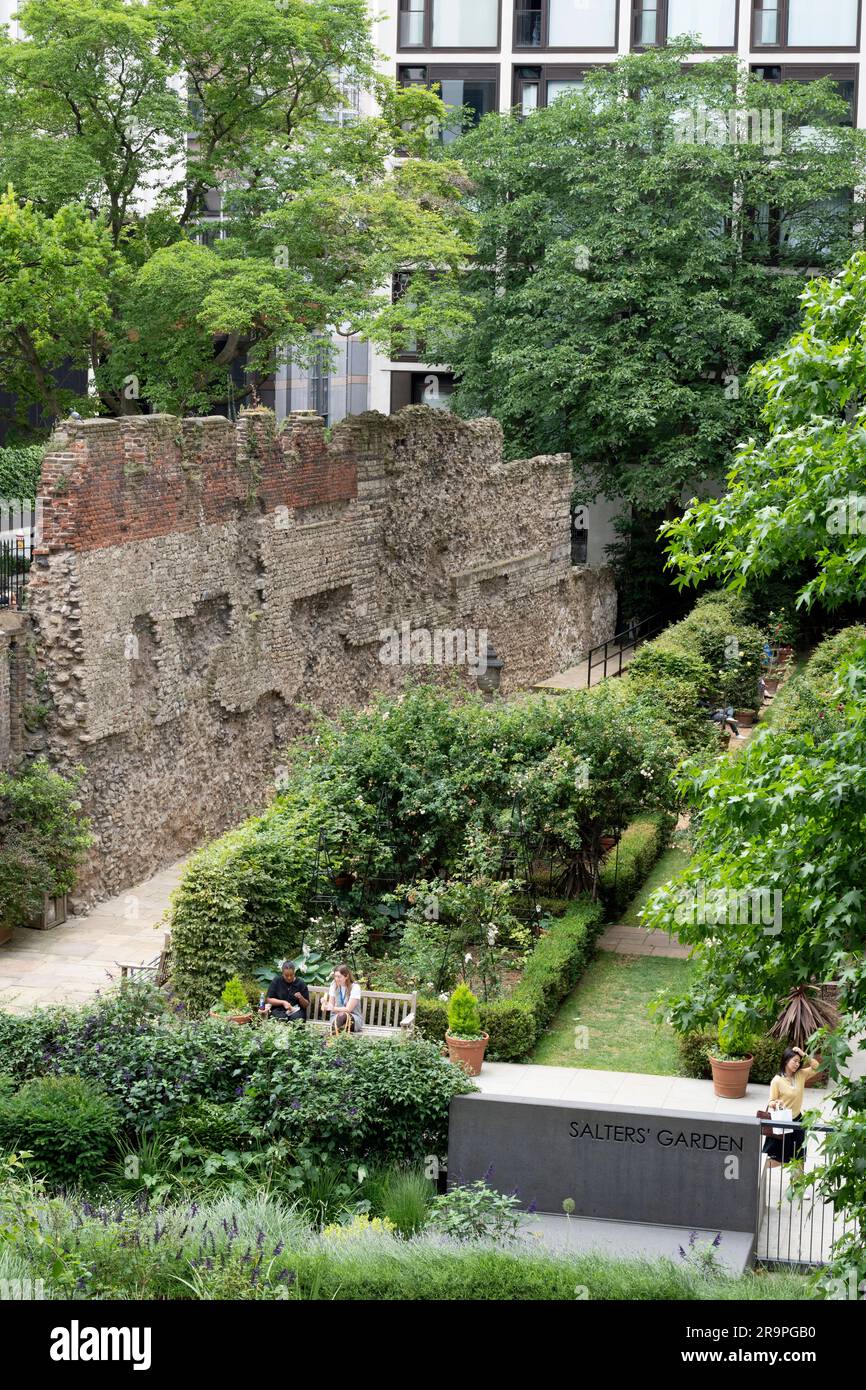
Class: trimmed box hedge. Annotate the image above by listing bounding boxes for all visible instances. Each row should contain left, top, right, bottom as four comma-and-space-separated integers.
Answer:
417, 897, 606, 1061
599, 813, 675, 919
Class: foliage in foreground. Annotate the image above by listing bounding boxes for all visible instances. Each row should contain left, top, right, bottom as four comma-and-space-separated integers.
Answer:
664, 250, 866, 612
0, 987, 472, 1181
0, 1178, 816, 1302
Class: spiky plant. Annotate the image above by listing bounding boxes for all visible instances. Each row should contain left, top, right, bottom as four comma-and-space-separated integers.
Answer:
770, 985, 839, 1052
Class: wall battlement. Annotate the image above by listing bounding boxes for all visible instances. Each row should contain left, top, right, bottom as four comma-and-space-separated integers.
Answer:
27, 406, 616, 902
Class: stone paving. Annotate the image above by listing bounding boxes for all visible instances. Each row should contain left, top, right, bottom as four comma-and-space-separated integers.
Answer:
474, 1060, 835, 1118
596, 923, 691, 958
0, 859, 187, 1014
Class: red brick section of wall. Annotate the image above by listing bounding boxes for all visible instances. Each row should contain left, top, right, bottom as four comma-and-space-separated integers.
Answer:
35, 410, 358, 555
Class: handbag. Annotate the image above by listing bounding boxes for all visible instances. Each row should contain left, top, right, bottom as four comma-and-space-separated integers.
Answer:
756, 1109, 775, 1139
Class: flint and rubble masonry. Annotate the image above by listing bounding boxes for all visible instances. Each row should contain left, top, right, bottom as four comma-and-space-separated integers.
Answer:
26, 406, 616, 902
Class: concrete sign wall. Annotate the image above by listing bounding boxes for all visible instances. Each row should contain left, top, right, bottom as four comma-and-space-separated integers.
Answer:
448, 1095, 761, 1232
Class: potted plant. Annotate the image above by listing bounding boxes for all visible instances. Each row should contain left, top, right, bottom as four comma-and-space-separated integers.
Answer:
445, 982, 489, 1076
708, 1012, 755, 1099
210, 974, 254, 1025
770, 985, 837, 1088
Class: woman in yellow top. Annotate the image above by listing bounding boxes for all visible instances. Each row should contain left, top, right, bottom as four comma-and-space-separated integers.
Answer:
762, 1047, 821, 1167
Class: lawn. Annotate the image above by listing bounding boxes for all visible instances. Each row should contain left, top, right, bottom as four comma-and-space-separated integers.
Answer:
530, 845, 693, 1073
619, 845, 690, 927
530, 952, 692, 1073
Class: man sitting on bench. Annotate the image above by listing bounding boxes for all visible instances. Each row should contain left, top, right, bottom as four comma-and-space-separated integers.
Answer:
265, 960, 309, 1023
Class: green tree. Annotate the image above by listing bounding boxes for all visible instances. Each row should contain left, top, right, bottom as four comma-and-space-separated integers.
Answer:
642, 633, 866, 1273
0, 759, 92, 932
0, 192, 120, 429
436, 46, 866, 516
664, 249, 866, 612
0, 0, 474, 421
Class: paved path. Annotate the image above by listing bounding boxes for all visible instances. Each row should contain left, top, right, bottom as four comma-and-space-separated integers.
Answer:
0, 859, 188, 1014
596, 924, 691, 957
535, 642, 637, 691
474, 1060, 835, 1118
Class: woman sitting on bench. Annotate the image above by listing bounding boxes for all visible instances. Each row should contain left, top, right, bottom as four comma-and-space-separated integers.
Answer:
322, 964, 364, 1034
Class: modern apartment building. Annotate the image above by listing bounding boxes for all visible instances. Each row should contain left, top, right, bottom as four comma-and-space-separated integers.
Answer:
274, 0, 864, 569
350, 0, 865, 433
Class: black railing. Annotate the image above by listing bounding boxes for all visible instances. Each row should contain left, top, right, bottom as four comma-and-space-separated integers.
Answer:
756, 1119, 854, 1268
0, 539, 30, 611
583, 612, 665, 687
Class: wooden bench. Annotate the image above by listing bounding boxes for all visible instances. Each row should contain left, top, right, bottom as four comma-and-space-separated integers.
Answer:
119, 931, 171, 987
305, 985, 417, 1040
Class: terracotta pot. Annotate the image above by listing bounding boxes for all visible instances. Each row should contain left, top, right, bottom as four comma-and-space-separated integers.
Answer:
599, 835, 618, 852
209, 1011, 254, 1025
331, 872, 355, 891
764, 678, 779, 694
734, 710, 756, 726
446, 1032, 489, 1077
709, 1054, 754, 1099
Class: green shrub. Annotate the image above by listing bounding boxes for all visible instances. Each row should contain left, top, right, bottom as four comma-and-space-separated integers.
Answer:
170, 799, 320, 1016
0, 443, 45, 498
447, 984, 483, 1039
598, 814, 673, 917
373, 1168, 435, 1237
416, 897, 604, 1060
216, 975, 251, 1014
677, 1031, 785, 1085
427, 1180, 522, 1244
169, 1100, 253, 1152
0, 760, 92, 934
0, 1075, 120, 1186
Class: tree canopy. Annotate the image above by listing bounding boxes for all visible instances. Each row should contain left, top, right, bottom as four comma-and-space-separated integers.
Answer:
438, 46, 866, 515
0, 0, 474, 427
663, 249, 866, 611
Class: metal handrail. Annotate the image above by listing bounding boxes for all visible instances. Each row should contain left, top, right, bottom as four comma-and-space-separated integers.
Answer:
584, 612, 666, 687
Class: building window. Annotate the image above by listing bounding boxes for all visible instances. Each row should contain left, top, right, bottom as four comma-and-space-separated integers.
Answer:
571, 507, 589, 566
515, 2, 543, 47
514, 66, 590, 112
750, 0, 860, 48
752, 64, 857, 126
788, 0, 858, 45
667, 0, 736, 47
399, 0, 426, 47
752, 0, 780, 45
398, 0, 500, 49
399, 66, 499, 140
309, 343, 330, 423
515, 0, 618, 49
632, 1, 660, 45
632, 0, 737, 48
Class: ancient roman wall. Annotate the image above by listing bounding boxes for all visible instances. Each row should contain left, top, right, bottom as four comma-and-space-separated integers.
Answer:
27, 406, 617, 902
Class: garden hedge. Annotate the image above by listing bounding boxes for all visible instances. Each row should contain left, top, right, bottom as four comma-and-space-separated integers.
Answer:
598, 813, 675, 918
416, 896, 606, 1060
0, 987, 473, 1164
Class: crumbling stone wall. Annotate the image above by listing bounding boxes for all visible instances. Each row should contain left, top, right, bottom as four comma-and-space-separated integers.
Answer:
28, 406, 617, 902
